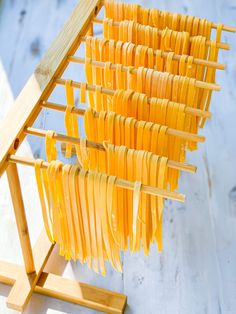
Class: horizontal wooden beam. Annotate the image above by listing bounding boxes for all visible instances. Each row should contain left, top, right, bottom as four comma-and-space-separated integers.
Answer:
0, 261, 127, 314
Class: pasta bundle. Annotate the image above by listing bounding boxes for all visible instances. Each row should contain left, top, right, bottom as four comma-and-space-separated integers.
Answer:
103, 18, 220, 72
84, 107, 186, 191
103, 20, 219, 117
104, 0, 223, 41
35, 156, 168, 274
81, 141, 167, 252
35, 160, 121, 274
85, 37, 216, 128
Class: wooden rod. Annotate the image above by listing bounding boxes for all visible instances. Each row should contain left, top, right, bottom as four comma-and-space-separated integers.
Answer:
55, 78, 211, 128
80, 36, 225, 70
6, 163, 35, 274
211, 23, 236, 33
68, 56, 221, 92
8, 155, 185, 202
93, 18, 230, 50
41, 98, 204, 143
97, 4, 236, 33
28, 119, 195, 173
26, 126, 103, 150
25, 126, 197, 173
55, 78, 212, 119
62, 142, 196, 173
42, 99, 210, 122
60, 142, 196, 173
42, 99, 204, 144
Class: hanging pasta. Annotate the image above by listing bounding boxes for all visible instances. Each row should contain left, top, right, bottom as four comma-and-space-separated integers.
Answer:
33, 0, 230, 278
104, 0, 223, 41
35, 157, 170, 273
83, 107, 187, 191
85, 37, 213, 127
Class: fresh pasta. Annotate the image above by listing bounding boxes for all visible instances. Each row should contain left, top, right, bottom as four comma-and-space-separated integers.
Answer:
35, 0, 228, 277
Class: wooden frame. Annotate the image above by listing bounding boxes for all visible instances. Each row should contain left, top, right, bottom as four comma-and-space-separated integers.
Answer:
0, 0, 233, 312
0, 0, 127, 313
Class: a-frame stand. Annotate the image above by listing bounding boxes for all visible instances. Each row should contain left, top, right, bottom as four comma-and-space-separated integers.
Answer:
0, 0, 127, 312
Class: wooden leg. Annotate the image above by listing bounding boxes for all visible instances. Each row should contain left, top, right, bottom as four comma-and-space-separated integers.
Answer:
6, 230, 54, 311
0, 261, 127, 314
6, 163, 35, 273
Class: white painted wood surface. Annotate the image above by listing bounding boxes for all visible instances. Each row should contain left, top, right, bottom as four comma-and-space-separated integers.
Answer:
0, 0, 236, 313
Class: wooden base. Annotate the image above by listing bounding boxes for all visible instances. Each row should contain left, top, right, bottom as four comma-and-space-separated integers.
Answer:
0, 232, 127, 314
0, 261, 127, 314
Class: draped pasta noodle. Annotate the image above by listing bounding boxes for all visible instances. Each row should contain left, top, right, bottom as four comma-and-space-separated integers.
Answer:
45, 131, 57, 162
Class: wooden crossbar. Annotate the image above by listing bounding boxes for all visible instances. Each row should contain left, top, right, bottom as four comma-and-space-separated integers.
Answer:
68, 56, 221, 91
53, 79, 212, 119
8, 154, 186, 202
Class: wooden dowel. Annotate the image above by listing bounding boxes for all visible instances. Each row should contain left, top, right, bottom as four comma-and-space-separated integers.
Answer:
26, 127, 103, 149
25, 126, 196, 173
44, 91, 211, 120
99, 0, 236, 33
93, 18, 230, 50
41, 98, 204, 143
60, 141, 196, 174
8, 155, 185, 202
6, 163, 35, 274
212, 23, 236, 33
80, 36, 225, 70
68, 56, 221, 92
55, 78, 211, 121
42, 100, 86, 116
43, 96, 204, 144
94, 16, 236, 33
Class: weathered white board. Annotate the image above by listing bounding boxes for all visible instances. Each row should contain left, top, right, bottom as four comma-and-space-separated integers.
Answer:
0, 0, 236, 313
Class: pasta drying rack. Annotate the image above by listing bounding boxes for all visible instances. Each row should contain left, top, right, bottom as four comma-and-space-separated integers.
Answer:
0, 0, 234, 313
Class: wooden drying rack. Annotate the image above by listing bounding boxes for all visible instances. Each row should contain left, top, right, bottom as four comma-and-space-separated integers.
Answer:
0, 0, 233, 313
